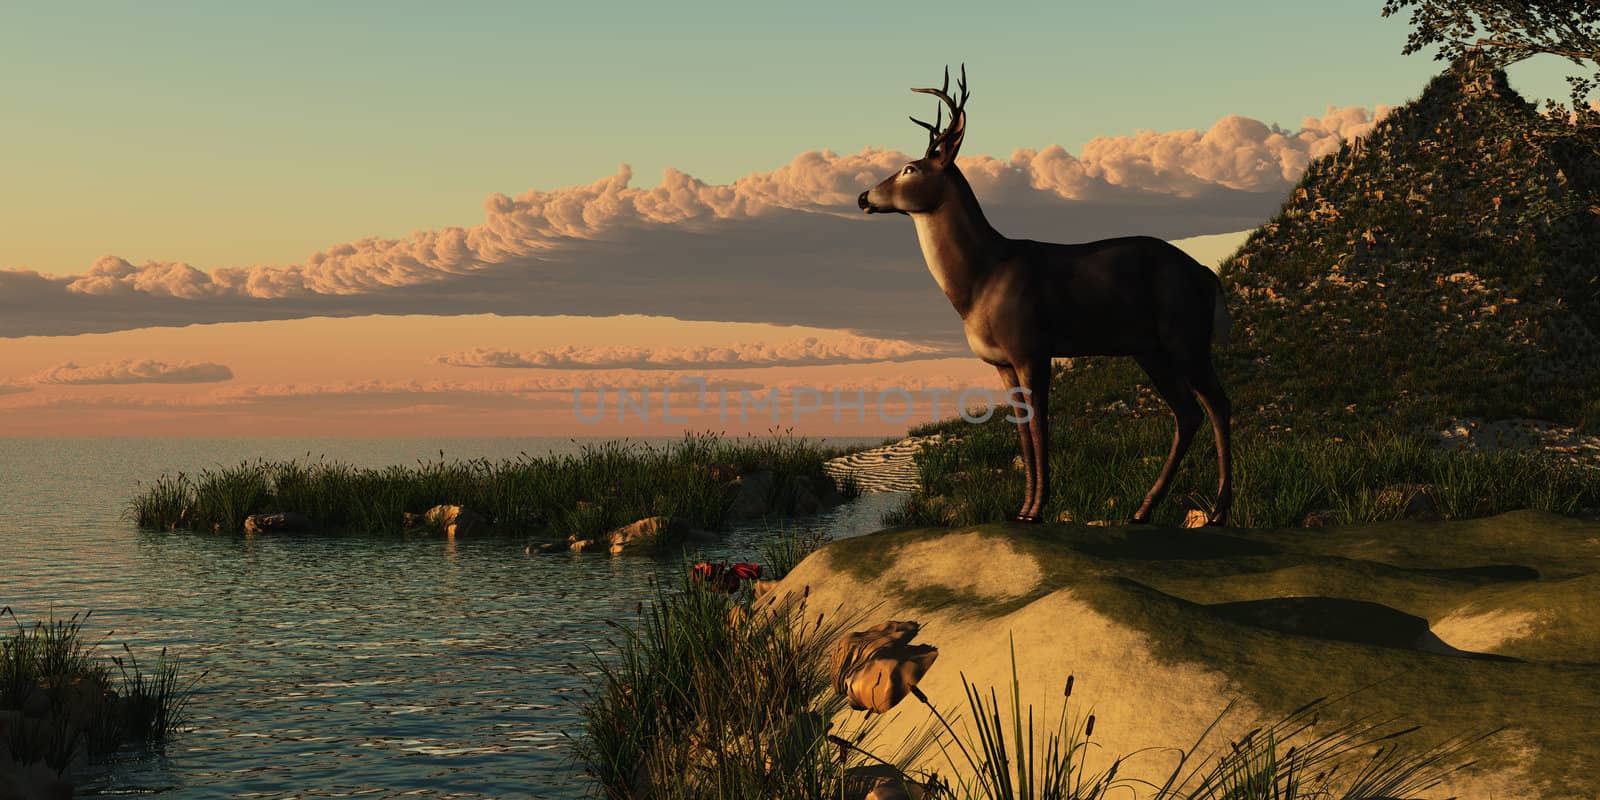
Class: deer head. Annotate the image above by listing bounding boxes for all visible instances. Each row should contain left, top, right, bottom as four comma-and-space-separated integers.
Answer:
858, 65, 970, 215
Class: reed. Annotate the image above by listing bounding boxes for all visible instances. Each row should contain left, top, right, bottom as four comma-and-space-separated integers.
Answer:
128, 431, 854, 537
0, 607, 201, 773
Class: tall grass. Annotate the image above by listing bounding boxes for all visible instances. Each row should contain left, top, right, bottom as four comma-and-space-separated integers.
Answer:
128, 431, 853, 537
573, 570, 938, 799
1, 607, 202, 772
887, 419, 1600, 529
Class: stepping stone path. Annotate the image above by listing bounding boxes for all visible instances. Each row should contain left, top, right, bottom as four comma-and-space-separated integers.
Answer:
823, 435, 946, 493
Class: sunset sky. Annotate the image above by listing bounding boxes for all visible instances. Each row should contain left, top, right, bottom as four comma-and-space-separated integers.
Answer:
0, 2, 1577, 436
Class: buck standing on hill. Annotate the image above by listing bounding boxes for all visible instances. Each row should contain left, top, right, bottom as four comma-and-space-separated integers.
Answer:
858, 66, 1235, 525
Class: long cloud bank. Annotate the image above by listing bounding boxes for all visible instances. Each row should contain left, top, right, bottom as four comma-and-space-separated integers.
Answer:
29, 359, 234, 385
434, 335, 954, 370
1, 106, 1389, 343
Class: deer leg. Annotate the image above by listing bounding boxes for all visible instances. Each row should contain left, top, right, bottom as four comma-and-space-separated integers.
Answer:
1132, 354, 1201, 524
1190, 360, 1233, 526
997, 365, 1036, 522
1016, 357, 1051, 523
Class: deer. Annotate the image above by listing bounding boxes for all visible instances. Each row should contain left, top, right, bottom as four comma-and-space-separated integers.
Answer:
857, 66, 1234, 526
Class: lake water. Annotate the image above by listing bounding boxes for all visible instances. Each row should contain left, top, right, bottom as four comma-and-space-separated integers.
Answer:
0, 438, 902, 798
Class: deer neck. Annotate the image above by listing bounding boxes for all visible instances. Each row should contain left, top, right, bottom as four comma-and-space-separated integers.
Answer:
909, 174, 1003, 317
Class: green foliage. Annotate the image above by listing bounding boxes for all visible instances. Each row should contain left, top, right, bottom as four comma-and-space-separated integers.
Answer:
1, 608, 201, 771
930, 637, 1121, 800
572, 570, 932, 800
126, 431, 852, 537
1382, 0, 1600, 160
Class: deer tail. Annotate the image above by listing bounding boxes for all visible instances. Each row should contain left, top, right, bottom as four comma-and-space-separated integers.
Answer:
1212, 282, 1231, 348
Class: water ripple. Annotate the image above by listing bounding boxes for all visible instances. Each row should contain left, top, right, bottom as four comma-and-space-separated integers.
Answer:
0, 438, 900, 798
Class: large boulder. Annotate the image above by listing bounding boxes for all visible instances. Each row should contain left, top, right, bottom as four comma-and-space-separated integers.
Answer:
771, 511, 1600, 799
243, 511, 312, 535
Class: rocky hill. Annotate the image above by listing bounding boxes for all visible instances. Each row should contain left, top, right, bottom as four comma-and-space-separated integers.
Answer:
1220, 57, 1600, 435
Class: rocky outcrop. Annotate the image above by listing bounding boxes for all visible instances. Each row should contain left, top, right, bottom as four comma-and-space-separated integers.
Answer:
770, 510, 1600, 799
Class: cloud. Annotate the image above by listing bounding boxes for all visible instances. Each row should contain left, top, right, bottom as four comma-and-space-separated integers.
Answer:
29, 359, 234, 385
1, 106, 1386, 341
434, 335, 953, 370
0, 382, 32, 396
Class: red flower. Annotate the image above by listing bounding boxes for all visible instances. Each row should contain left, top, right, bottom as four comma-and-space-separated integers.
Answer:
689, 561, 763, 593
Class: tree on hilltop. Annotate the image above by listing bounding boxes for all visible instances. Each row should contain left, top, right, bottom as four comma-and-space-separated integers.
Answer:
1383, 0, 1600, 169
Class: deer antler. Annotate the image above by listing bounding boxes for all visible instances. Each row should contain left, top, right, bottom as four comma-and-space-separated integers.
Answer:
909, 103, 943, 157
910, 64, 969, 159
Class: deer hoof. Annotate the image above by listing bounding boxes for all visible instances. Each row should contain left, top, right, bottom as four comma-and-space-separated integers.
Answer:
1012, 513, 1041, 524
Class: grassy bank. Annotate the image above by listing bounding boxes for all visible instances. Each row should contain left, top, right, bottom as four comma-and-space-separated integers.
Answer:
127, 432, 857, 539
573, 534, 1488, 799
1, 608, 200, 781
889, 357, 1600, 529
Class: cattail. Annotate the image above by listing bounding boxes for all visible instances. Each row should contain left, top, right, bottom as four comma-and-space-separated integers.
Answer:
1085, 715, 1096, 737
1064, 675, 1074, 698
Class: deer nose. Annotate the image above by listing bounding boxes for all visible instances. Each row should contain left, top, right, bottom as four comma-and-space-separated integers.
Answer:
857, 191, 871, 211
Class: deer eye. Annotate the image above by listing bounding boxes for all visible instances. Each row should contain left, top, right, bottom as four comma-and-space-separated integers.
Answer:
902, 164, 918, 175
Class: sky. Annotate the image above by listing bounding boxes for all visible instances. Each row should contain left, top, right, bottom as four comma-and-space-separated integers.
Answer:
0, 1, 1580, 436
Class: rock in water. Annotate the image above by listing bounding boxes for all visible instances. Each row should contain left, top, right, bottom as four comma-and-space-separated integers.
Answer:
243, 511, 312, 534
408, 505, 488, 537
604, 516, 677, 553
